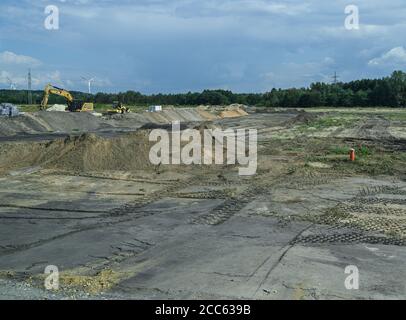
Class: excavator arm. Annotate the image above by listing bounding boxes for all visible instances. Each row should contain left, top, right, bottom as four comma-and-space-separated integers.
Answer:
41, 84, 74, 110
40, 84, 93, 112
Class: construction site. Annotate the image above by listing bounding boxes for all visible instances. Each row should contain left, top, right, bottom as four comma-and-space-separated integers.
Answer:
0, 103, 405, 299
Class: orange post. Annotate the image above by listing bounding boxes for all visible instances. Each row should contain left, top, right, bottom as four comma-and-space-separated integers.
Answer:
349, 148, 355, 161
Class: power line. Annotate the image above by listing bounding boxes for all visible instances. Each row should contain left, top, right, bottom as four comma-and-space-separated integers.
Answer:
332, 71, 339, 84
27, 69, 33, 105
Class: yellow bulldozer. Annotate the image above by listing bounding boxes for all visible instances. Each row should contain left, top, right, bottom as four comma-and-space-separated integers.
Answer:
40, 84, 94, 112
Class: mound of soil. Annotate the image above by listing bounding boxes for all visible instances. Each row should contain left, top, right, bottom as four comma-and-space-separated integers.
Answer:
220, 109, 248, 118
0, 106, 248, 138
0, 131, 156, 173
0, 112, 112, 137
0, 128, 235, 174
219, 105, 249, 118
283, 111, 318, 127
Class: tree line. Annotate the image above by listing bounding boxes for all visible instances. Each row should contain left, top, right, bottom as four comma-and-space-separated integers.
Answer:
1, 70, 405, 108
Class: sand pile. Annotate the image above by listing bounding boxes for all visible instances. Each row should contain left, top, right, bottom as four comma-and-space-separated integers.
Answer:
139, 106, 247, 123
0, 106, 248, 137
0, 132, 156, 173
196, 107, 219, 121
220, 109, 249, 118
46, 132, 155, 171
140, 107, 220, 123
0, 128, 237, 174
214, 105, 249, 119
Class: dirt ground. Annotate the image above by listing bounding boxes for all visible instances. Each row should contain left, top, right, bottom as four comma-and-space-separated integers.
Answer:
0, 108, 405, 300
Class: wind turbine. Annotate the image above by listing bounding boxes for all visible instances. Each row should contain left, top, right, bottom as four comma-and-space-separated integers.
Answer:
6, 77, 17, 90
81, 76, 95, 94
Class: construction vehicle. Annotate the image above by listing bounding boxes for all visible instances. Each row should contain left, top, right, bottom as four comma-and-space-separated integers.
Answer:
104, 101, 130, 115
40, 84, 94, 112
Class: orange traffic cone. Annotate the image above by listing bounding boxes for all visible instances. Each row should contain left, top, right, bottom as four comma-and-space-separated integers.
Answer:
349, 148, 355, 161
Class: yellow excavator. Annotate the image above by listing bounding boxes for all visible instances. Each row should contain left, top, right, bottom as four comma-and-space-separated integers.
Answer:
40, 84, 94, 112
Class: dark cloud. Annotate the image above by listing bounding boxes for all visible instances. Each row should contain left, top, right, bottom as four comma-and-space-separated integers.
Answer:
0, 0, 405, 92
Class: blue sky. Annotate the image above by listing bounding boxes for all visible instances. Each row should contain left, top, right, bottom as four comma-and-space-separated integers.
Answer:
0, 0, 405, 93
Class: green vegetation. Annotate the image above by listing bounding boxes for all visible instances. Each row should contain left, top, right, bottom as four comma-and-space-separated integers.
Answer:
305, 141, 405, 176
325, 145, 372, 158
2, 70, 406, 108
18, 105, 41, 112
382, 112, 406, 121
358, 145, 372, 156
302, 116, 358, 130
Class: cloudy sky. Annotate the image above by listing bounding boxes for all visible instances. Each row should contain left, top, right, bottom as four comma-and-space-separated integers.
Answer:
0, 0, 405, 93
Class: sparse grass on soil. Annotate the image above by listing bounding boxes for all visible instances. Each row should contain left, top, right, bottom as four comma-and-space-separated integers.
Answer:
303, 140, 405, 175
18, 105, 41, 112
297, 115, 359, 131
24, 269, 123, 295
383, 112, 406, 121
305, 107, 406, 114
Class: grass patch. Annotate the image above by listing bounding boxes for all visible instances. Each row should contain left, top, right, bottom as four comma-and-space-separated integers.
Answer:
18, 105, 41, 112
306, 143, 405, 176
358, 145, 372, 156
295, 115, 360, 133
305, 107, 406, 114
383, 112, 406, 121
301, 138, 406, 176
327, 145, 372, 156
307, 116, 357, 129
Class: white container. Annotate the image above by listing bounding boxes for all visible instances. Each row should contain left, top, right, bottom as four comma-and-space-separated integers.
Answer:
148, 105, 162, 112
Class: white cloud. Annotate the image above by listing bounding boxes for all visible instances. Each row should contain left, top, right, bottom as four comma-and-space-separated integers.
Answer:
368, 46, 406, 66
0, 51, 41, 66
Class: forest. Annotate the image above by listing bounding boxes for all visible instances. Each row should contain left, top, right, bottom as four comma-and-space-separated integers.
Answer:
1, 71, 405, 108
